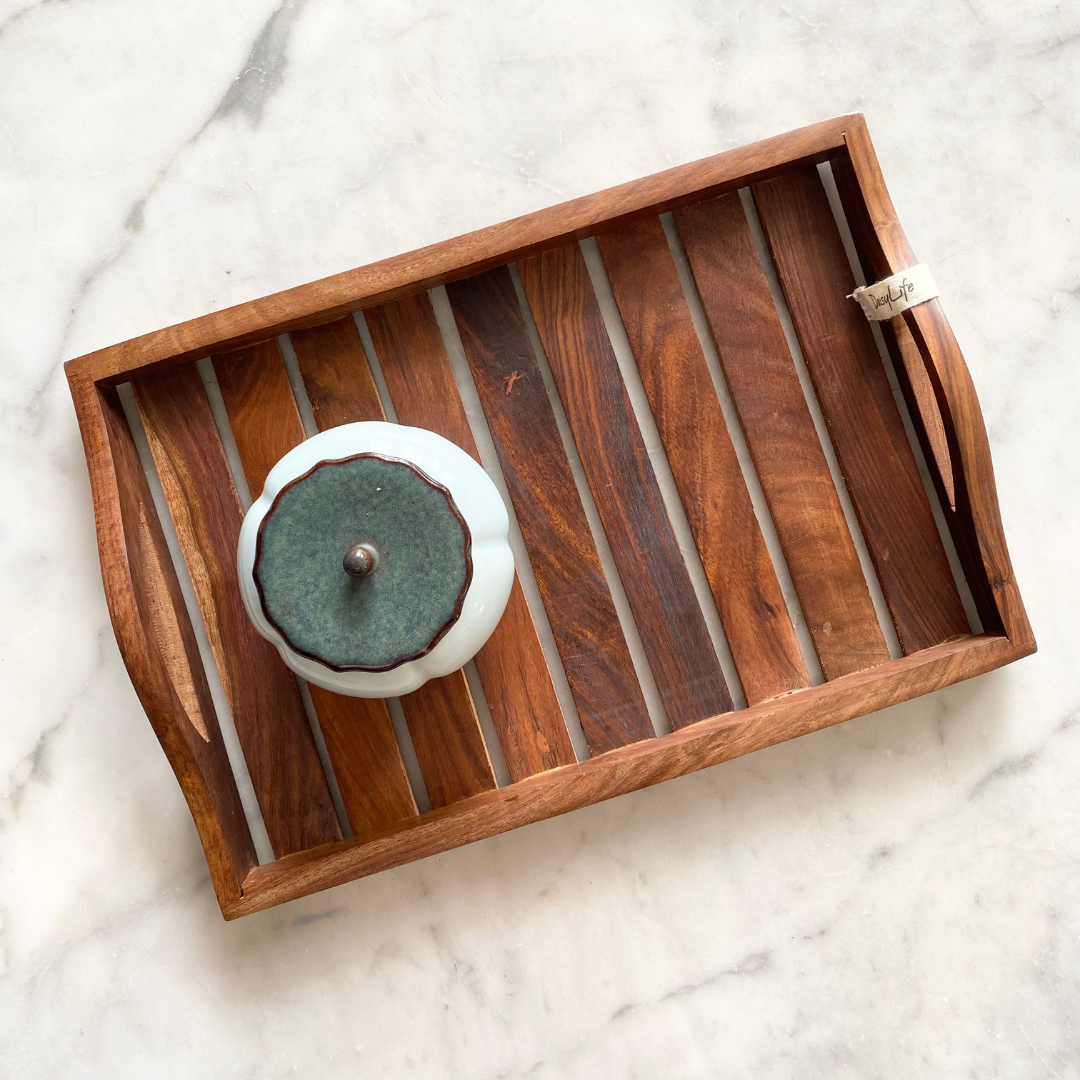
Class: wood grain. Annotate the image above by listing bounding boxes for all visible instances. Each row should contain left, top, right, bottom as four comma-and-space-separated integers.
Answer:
306, 684, 417, 833
673, 192, 891, 679
288, 316, 498, 802
752, 166, 970, 654
518, 244, 733, 728
228, 630, 1029, 918
132, 363, 341, 856
365, 293, 577, 779
595, 216, 809, 703
71, 375, 256, 904
213, 339, 299, 496
212, 337, 418, 835
446, 267, 654, 752
291, 317, 385, 431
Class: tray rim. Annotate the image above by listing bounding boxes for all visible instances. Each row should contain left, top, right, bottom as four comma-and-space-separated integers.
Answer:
65, 113, 1035, 919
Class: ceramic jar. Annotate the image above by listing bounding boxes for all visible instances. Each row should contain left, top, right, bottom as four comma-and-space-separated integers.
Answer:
237, 421, 514, 697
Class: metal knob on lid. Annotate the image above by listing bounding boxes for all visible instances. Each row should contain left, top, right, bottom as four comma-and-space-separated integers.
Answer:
342, 542, 379, 578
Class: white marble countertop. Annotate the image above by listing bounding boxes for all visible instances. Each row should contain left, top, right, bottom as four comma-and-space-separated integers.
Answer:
2, 2, 1077, 1076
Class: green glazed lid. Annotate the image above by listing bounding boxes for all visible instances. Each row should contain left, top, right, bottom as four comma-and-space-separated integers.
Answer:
253, 453, 473, 673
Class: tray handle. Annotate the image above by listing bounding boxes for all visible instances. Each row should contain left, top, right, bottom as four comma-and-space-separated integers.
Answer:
832, 117, 1033, 649
68, 373, 258, 904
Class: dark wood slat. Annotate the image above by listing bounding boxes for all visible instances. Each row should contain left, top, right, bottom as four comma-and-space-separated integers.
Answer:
673, 192, 891, 679
365, 293, 577, 779
752, 167, 969, 653
595, 217, 809, 704
211, 338, 418, 835
132, 364, 341, 856
446, 267, 654, 752
517, 244, 733, 729
290, 318, 385, 431
289, 317, 498, 801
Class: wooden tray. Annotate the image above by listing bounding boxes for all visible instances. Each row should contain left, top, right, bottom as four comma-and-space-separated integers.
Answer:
66, 115, 1034, 919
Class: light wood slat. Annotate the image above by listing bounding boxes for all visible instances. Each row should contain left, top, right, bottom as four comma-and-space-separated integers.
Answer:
673, 192, 891, 679
446, 267, 654, 752
517, 244, 733, 729
132, 363, 341, 856
365, 294, 577, 779
305, 685, 417, 833
82, 380, 257, 900
212, 339, 418, 835
288, 317, 497, 802
595, 217, 809, 704
752, 167, 969, 653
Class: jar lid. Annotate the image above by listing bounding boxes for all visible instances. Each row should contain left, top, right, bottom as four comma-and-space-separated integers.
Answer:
253, 453, 473, 673
237, 421, 514, 698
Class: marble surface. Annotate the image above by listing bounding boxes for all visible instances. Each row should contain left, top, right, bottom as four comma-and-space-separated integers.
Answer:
1, 1, 1077, 1076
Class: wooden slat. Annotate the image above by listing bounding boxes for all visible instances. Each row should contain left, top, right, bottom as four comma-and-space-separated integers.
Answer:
752, 166, 969, 653
132, 363, 341, 856
290, 317, 385, 431
446, 268, 653, 752
595, 217, 809, 704
306, 685, 417, 833
673, 192, 891, 679
365, 293, 577, 779
71, 376, 257, 903
289, 317, 498, 801
518, 245, 733, 729
212, 338, 418, 835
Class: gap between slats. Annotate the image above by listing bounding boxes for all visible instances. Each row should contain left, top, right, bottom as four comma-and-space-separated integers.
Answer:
577, 236, 750, 708
345, 315, 514, 788
656, 213, 826, 687
116, 382, 275, 865
506, 263, 674, 738
738, 188, 905, 662
278, 332, 438, 812
815, 162, 983, 636
195, 356, 355, 839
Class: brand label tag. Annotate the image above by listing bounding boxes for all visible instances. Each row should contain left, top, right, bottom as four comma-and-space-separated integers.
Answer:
850, 264, 938, 321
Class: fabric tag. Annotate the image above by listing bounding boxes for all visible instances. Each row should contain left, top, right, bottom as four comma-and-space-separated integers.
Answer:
850, 263, 938, 321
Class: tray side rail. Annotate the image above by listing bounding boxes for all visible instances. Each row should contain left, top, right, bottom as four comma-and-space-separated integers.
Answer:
68, 373, 258, 906
831, 118, 1033, 649
231, 631, 1026, 918
67, 116, 859, 386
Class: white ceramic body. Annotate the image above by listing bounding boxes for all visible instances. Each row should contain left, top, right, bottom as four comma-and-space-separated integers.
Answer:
237, 422, 514, 697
